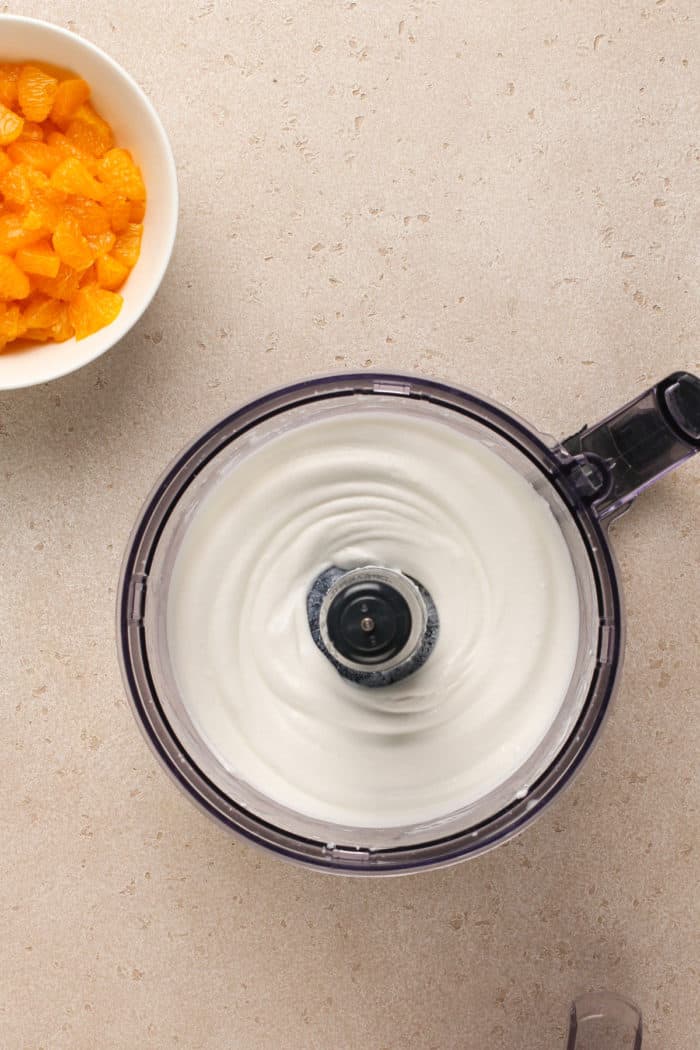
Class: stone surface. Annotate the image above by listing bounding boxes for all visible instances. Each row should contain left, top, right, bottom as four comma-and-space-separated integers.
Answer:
0, 2, 698, 1049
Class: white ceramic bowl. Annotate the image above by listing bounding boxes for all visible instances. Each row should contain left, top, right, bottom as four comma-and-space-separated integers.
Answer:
0, 15, 178, 390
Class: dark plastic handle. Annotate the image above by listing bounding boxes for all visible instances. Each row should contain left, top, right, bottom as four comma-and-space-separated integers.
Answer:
563, 372, 700, 520
566, 993, 642, 1050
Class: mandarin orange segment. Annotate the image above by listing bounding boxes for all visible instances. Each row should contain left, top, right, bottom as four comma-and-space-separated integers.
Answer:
7, 140, 62, 174
49, 303, 72, 342
23, 327, 53, 342
0, 303, 26, 349
52, 213, 94, 270
40, 120, 60, 139
21, 190, 66, 233
97, 148, 146, 201
0, 64, 20, 109
50, 78, 90, 128
86, 230, 116, 258
18, 65, 58, 123
96, 253, 129, 291
102, 192, 131, 232
0, 163, 37, 205
79, 263, 97, 287
16, 241, 61, 279
129, 199, 146, 223
23, 301, 70, 342
0, 102, 24, 146
17, 66, 58, 125
51, 156, 105, 200
17, 121, 44, 142
112, 223, 143, 268
66, 103, 113, 158
0, 214, 47, 253
2, 164, 58, 212
68, 285, 122, 340
32, 263, 81, 302
46, 130, 99, 174
22, 294, 65, 329
0, 255, 31, 300
64, 197, 111, 235
0, 150, 12, 177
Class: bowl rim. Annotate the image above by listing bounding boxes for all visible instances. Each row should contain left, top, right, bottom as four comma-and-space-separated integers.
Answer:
0, 13, 179, 390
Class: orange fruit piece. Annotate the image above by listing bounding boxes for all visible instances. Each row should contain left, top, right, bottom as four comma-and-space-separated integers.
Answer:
46, 130, 98, 174
22, 294, 65, 328
0, 255, 31, 300
23, 298, 70, 343
5, 164, 55, 206
129, 199, 146, 223
21, 189, 66, 234
0, 214, 46, 253
50, 78, 90, 129
66, 104, 113, 158
97, 148, 146, 201
87, 230, 116, 257
79, 263, 97, 287
102, 192, 131, 232
18, 121, 44, 142
23, 327, 52, 342
0, 102, 24, 146
52, 213, 94, 270
0, 64, 20, 109
64, 197, 111, 235
16, 240, 61, 278
49, 302, 72, 342
96, 253, 129, 290
18, 65, 58, 123
112, 223, 142, 268
0, 163, 37, 206
0, 150, 11, 177
0, 304, 27, 349
7, 140, 62, 174
51, 156, 105, 200
68, 285, 122, 339
32, 263, 81, 302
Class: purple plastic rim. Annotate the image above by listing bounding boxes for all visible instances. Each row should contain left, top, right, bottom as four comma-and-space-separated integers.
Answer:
117, 373, 623, 874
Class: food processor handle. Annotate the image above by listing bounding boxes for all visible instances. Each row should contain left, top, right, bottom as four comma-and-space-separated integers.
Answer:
565, 993, 643, 1049
562, 372, 700, 520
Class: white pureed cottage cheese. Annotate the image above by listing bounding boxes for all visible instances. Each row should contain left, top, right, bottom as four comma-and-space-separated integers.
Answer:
167, 410, 580, 828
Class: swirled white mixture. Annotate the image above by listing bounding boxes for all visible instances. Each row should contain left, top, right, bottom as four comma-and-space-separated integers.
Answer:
167, 409, 580, 828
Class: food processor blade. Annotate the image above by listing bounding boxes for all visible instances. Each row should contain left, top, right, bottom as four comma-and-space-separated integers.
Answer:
307, 564, 439, 687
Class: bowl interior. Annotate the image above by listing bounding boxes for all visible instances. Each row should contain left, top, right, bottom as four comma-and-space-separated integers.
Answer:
0, 16, 177, 389
118, 377, 618, 872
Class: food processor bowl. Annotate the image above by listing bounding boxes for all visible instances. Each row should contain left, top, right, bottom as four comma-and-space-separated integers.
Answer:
118, 372, 699, 873
566, 993, 643, 1050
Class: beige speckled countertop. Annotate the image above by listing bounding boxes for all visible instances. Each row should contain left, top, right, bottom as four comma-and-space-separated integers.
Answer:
1, 2, 698, 1048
